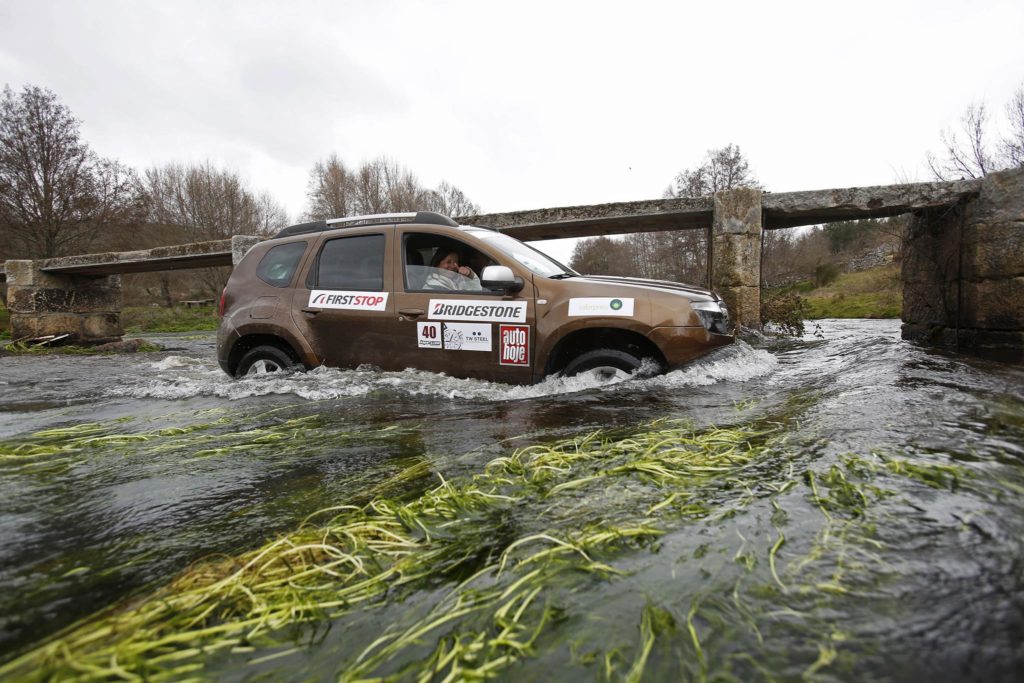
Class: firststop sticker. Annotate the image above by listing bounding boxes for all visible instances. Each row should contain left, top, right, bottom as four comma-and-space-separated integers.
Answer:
499, 325, 530, 366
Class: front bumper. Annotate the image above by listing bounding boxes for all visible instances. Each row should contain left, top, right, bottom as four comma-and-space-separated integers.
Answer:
647, 326, 734, 368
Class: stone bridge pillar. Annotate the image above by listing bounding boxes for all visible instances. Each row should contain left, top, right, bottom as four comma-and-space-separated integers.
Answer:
4, 261, 122, 342
902, 166, 1024, 354
711, 187, 763, 329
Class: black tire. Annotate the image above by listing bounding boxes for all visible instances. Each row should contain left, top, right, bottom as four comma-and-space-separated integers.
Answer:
563, 348, 643, 382
236, 345, 297, 378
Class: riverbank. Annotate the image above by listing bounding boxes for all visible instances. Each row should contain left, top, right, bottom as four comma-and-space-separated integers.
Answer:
0, 304, 217, 342
772, 264, 902, 320
122, 305, 219, 333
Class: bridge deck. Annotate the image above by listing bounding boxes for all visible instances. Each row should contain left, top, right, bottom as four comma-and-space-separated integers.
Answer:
0, 179, 984, 281
461, 178, 982, 240
34, 239, 235, 276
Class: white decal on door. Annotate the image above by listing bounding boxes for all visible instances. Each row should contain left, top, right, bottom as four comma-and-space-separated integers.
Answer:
428, 299, 527, 323
567, 297, 634, 317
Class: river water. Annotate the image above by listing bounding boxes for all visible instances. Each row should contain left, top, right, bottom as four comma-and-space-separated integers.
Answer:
0, 319, 1022, 681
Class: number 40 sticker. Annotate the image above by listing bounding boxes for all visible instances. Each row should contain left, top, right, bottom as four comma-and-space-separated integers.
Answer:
417, 322, 442, 349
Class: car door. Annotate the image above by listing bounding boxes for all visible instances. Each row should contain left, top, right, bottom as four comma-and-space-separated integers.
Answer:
291, 230, 396, 369
391, 228, 536, 384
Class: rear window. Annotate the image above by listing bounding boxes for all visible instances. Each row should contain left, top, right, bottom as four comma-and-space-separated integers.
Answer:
315, 234, 385, 290
256, 241, 307, 288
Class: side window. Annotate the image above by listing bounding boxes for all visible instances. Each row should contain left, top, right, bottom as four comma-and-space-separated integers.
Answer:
403, 234, 496, 292
256, 241, 307, 288
315, 234, 385, 291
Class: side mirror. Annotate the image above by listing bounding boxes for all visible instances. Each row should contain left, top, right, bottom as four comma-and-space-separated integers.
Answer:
481, 265, 524, 293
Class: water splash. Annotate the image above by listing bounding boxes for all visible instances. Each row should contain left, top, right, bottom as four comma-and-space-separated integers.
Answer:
113, 341, 777, 403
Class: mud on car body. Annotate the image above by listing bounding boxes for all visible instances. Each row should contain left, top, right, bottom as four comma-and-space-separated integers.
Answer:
217, 211, 733, 384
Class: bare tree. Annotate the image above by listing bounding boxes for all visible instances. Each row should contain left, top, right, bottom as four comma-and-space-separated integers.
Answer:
303, 155, 480, 219
0, 84, 143, 258
305, 154, 352, 220
350, 157, 423, 215
928, 84, 1024, 180
927, 102, 994, 180
143, 162, 285, 241
1002, 86, 1024, 168
426, 180, 480, 217
255, 191, 289, 238
142, 162, 287, 295
568, 236, 633, 275
667, 143, 762, 198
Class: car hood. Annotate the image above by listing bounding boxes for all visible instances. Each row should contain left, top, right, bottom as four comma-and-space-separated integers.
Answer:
567, 275, 720, 302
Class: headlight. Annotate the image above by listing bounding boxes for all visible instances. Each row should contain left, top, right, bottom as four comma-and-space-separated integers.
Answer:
691, 300, 731, 334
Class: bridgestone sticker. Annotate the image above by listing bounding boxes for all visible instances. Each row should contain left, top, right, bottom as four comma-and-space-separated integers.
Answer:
499, 325, 530, 366
428, 299, 527, 323
567, 297, 634, 317
417, 322, 442, 349
442, 323, 492, 352
308, 290, 388, 311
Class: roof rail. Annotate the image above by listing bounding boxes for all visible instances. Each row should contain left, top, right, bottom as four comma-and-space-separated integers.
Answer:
272, 211, 458, 239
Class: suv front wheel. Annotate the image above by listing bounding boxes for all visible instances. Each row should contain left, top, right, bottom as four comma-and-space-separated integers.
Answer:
236, 345, 297, 377
563, 348, 643, 383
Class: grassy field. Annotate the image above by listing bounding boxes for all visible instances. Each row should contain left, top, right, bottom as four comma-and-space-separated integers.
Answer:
772, 264, 902, 320
121, 305, 219, 333
0, 303, 216, 343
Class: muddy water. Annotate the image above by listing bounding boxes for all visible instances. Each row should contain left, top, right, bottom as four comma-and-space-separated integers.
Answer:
0, 320, 1022, 680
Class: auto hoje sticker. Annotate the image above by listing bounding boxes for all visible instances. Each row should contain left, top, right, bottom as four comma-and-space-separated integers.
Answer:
499, 324, 530, 366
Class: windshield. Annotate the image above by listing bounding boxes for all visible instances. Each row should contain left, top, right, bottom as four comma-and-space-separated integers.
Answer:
463, 228, 576, 278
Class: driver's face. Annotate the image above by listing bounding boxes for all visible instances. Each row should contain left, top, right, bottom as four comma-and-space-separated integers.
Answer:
438, 252, 460, 272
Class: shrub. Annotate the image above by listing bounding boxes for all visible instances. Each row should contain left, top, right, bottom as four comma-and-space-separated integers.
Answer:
761, 290, 809, 336
813, 263, 840, 287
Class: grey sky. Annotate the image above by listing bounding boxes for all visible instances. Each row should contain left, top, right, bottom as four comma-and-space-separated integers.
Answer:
1, 0, 1022, 262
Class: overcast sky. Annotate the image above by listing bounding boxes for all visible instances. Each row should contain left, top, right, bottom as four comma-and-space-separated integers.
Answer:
1, 0, 1022, 262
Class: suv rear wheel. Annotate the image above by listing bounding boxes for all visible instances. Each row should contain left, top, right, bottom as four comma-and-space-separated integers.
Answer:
563, 348, 642, 383
237, 345, 297, 377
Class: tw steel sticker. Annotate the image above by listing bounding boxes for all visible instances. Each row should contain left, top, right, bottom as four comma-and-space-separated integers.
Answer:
442, 323, 492, 352
428, 299, 527, 323
499, 324, 530, 366
567, 297, 634, 317
417, 322, 442, 349
308, 290, 388, 311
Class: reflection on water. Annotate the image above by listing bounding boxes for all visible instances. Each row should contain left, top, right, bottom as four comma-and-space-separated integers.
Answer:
0, 320, 1022, 680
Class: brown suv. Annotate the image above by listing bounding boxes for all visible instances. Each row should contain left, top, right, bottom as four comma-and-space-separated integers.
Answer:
217, 211, 732, 384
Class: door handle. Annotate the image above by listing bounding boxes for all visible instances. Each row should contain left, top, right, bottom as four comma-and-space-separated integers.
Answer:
301, 308, 320, 317
398, 308, 425, 320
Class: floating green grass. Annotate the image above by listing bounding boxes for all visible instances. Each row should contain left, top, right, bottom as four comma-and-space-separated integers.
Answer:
0, 418, 993, 682
1, 340, 163, 355
0, 411, 415, 475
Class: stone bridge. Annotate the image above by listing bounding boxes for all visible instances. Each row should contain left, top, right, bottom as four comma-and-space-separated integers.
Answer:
2, 167, 1021, 351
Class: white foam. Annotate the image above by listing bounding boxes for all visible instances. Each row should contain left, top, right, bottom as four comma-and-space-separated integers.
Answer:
114, 342, 776, 402
647, 341, 778, 388
149, 355, 207, 371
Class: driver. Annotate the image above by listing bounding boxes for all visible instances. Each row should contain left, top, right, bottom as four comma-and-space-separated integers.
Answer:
424, 249, 482, 291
